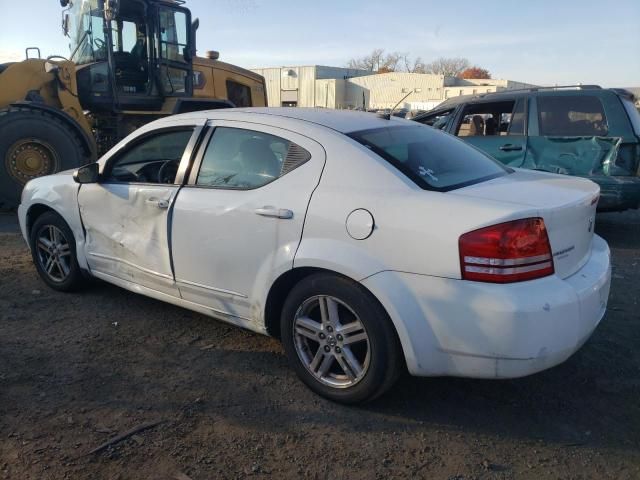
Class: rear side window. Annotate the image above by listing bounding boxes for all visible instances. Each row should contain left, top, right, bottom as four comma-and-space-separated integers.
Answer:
227, 80, 252, 107
349, 125, 509, 191
538, 95, 608, 136
196, 127, 310, 189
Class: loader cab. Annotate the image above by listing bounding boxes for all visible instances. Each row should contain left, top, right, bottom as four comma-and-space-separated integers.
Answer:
67, 0, 193, 112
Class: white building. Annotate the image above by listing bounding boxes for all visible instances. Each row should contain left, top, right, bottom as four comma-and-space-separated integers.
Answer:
251, 65, 536, 111
250, 65, 371, 108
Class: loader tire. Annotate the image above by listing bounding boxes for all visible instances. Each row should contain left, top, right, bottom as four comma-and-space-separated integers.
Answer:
0, 106, 88, 209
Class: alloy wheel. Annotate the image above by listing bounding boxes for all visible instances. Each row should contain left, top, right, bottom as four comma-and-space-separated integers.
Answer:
35, 224, 72, 283
293, 295, 370, 388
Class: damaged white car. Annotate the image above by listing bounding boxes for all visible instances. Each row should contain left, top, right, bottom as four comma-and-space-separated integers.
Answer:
18, 108, 611, 403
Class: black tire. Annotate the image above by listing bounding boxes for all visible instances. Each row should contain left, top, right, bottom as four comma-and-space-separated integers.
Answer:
0, 107, 88, 209
29, 211, 84, 292
280, 273, 403, 404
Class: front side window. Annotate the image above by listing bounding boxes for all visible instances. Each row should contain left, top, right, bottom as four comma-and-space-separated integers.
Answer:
106, 129, 193, 183
160, 66, 188, 94
68, 0, 107, 64
159, 9, 188, 63
111, 20, 140, 53
416, 109, 453, 130
538, 95, 608, 136
157, 8, 190, 95
456, 101, 521, 137
196, 127, 309, 189
227, 80, 252, 107
349, 125, 509, 191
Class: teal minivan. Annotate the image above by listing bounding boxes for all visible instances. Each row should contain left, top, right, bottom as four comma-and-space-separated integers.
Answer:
413, 86, 640, 212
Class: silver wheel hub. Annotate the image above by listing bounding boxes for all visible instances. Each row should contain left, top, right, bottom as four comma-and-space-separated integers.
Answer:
35, 225, 71, 283
293, 295, 370, 388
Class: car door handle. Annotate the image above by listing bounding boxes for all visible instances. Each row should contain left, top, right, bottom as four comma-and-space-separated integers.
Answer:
254, 207, 294, 219
146, 198, 170, 209
499, 144, 523, 152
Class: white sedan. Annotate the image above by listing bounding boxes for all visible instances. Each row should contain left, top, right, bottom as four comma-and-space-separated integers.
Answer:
18, 108, 611, 403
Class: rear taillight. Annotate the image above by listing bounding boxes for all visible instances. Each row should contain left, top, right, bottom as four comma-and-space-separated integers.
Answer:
459, 217, 554, 283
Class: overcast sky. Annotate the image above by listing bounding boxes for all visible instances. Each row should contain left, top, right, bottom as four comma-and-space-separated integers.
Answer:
1, 0, 638, 86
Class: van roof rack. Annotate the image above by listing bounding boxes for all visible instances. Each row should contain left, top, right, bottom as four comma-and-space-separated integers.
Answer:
494, 84, 602, 95
431, 85, 607, 113
456, 84, 604, 102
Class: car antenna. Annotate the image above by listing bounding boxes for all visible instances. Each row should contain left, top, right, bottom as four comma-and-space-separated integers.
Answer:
378, 90, 416, 120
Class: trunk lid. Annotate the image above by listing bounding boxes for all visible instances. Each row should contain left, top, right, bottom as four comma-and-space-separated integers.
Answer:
451, 169, 600, 279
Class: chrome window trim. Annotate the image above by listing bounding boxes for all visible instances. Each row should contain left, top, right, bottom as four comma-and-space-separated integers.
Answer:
175, 125, 205, 185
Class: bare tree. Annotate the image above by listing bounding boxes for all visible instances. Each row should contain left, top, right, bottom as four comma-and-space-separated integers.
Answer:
378, 51, 403, 73
347, 49, 386, 72
348, 49, 405, 73
349, 52, 472, 76
424, 57, 470, 77
402, 53, 425, 73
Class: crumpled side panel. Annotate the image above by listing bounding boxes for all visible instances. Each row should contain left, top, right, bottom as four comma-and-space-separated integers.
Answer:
523, 136, 626, 176
78, 183, 178, 294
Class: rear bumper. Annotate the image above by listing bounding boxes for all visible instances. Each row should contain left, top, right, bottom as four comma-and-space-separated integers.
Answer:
594, 176, 640, 212
362, 234, 611, 378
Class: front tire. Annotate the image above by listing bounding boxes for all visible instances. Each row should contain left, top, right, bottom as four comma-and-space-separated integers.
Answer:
29, 211, 84, 292
280, 273, 403, 404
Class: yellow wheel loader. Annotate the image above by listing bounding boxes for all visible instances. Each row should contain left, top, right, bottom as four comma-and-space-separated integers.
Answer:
0, 0, 266, 208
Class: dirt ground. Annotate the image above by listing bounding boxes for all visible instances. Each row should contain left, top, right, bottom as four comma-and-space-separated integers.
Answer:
0, 210, 639, 480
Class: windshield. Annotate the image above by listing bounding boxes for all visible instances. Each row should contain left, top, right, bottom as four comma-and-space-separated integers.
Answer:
349, 125, 509, 191
68, 0, 107, 64
621, 97, 640, 137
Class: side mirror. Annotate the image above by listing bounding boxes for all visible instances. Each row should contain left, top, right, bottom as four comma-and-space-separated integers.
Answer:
183, 46, 192, 63
191, 18, 199, 56
73, 163, 100, 184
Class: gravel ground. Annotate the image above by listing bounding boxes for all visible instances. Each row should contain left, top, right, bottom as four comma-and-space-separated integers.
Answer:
0, 210, 639, 480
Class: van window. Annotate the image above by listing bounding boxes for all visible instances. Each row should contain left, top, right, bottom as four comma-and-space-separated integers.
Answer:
415, 109, 453, 130
538, 95, 608, 136
621, 97, 640, 136
455, 101, 522, 137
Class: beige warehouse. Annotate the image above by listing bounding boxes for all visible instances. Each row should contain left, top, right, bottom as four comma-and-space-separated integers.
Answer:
251, 65, 535, 111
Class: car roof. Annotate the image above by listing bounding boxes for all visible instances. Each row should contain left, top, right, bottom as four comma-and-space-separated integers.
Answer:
159, 107, 410, 134
416, 85, 623, 118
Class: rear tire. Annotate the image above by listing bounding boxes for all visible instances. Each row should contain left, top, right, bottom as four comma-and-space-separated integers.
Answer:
280, 273, 403, 404
0, 107, 88, 209
29, 211, 84, 292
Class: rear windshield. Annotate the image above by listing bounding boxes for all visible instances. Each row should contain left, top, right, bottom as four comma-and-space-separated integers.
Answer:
349, 125, 509, 191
